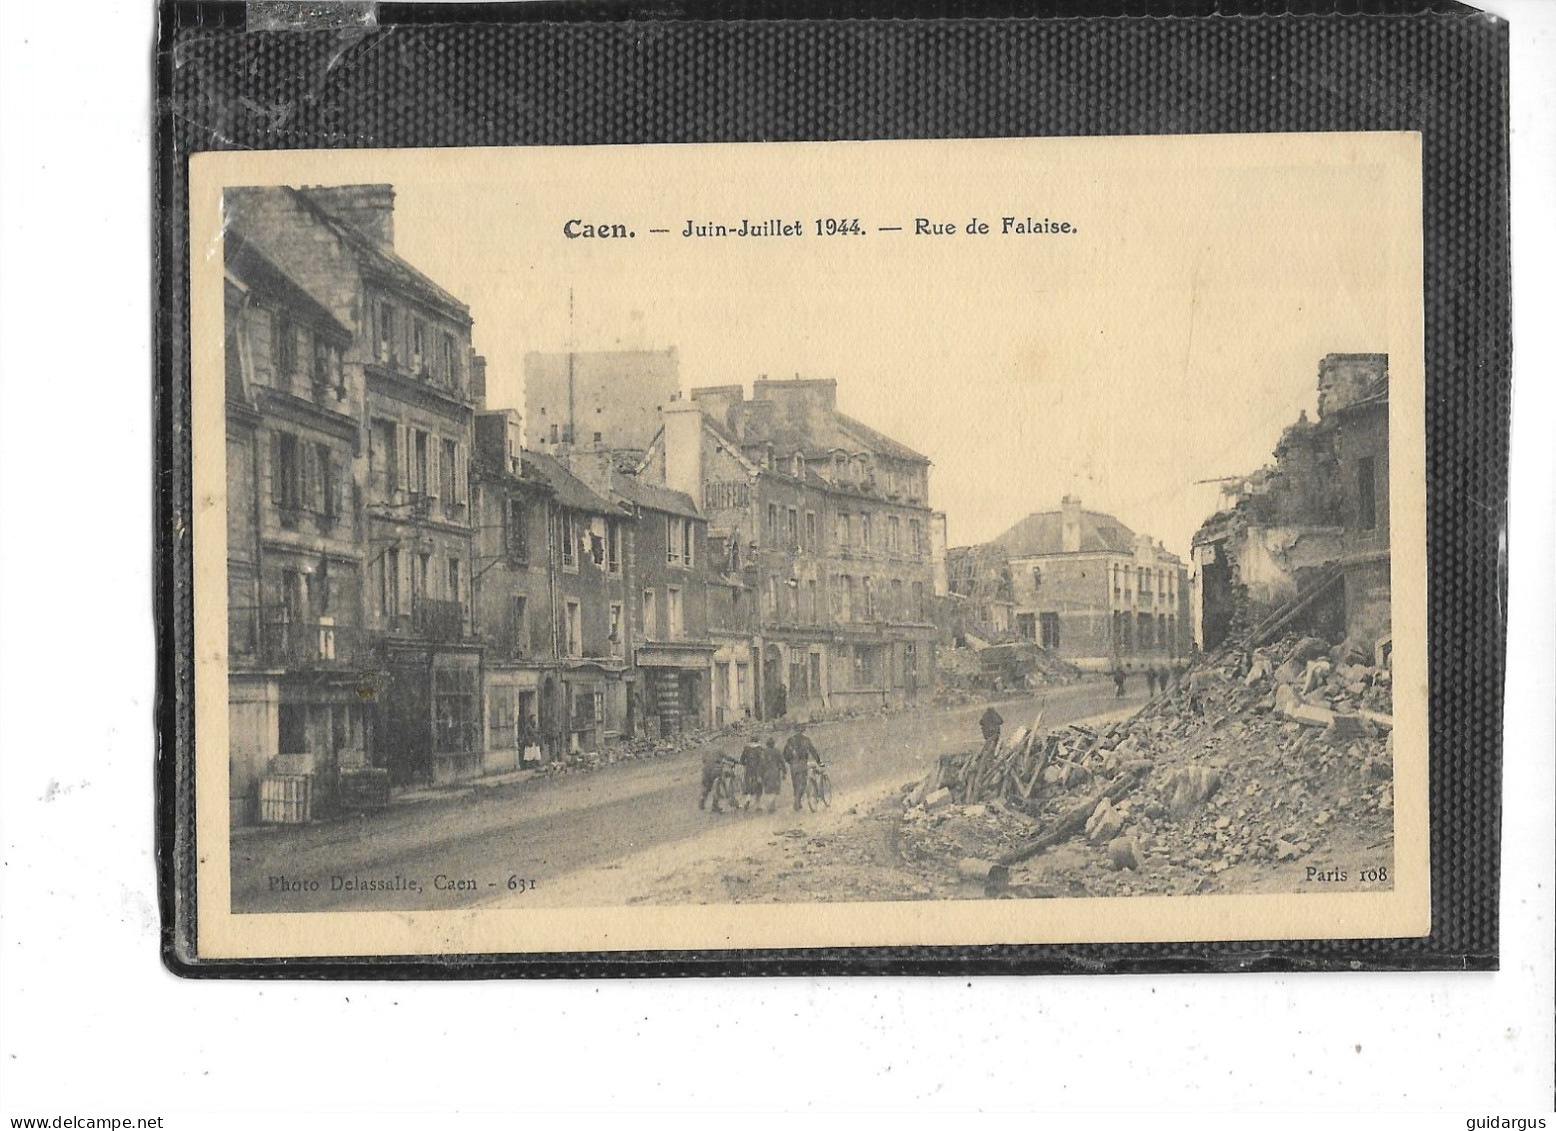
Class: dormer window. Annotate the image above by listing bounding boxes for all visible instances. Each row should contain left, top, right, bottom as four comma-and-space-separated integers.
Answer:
792, 453, 805, 479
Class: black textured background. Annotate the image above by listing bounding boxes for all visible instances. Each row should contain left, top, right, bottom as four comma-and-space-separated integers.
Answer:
156, 0, 1509, 976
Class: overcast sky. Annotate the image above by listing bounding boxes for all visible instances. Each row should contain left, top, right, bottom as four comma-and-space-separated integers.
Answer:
360, 136, 1415, 559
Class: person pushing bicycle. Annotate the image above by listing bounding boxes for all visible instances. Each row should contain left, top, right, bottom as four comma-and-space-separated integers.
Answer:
782, 722, 823, 813
701, 743, 746, 813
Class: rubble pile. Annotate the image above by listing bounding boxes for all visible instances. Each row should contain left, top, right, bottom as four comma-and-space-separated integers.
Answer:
930, 646, 1082, 708
897, 632, 1396, 896
542, 718, 768, 776
1027, 649, 1085, 686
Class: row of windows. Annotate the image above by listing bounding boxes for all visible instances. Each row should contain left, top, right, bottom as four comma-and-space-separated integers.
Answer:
500, 593, 615, 661
762, 503, 926, 557
372, 298, 465, 391
496, 586, 677, 660
761, 573, 927, 625
367, 417, 468, 512
556, 509, 623, 574
270, 430, 346, 527
665, 516, 696, 568
268, 312, 343, 395
374, 547, 463, 617
1109, 611, 1180, 651
763, 449, 923, 502
1110, 563, 1180, 604
640, 586, 685, 642
226, 298, 344, 405
505, 501, 688, 579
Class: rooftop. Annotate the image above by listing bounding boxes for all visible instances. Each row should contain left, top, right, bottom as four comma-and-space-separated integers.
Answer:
610, 474, 702, 521
994, 508, 1141, 557
520, 449, 616, 515
289, 187, 472, 324
225, 231, 352, 345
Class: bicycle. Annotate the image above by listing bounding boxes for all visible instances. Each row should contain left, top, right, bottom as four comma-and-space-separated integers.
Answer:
804, 762, 833, 811
708, 759, 743, 813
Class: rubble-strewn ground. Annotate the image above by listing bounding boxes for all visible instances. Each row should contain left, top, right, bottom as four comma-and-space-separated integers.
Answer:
905, 632, 1396, 898
598, 634, 1396, 904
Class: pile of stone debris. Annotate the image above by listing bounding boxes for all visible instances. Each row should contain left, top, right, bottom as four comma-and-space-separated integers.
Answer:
542, 718, 768, 775
930, 645, 1083, 709
896, 632, 1395, 896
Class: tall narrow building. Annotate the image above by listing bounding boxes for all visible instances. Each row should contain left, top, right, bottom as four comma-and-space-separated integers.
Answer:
226, 184, 485, 789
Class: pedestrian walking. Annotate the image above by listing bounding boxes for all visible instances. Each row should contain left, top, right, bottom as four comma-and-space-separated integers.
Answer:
759, 736, 787, 814
740, 735, 765, 810
700, 744, 742, 812
783, 722, 820, 812
1146, 667, 1159, 696
978, 706, 1003, 754
1111, 664, 1127, 698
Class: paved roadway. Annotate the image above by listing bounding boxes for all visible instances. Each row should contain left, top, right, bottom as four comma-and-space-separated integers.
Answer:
231, 679, 1141, 914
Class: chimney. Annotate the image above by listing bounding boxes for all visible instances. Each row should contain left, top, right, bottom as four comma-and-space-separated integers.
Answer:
662, 400, 706, 506
1060, 495, 1082, 554
304, 184, 397, 248
470, 354, 487, 406
567, 448, 615, 498
751, 376, 836, 448
474, 409, 521, 474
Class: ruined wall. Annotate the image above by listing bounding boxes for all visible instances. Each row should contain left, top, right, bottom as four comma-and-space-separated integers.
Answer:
1333, 401, 1390, 549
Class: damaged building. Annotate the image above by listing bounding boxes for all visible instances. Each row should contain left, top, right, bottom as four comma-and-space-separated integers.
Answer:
1191, 352, 1391, 654
943, 543, 1017, 643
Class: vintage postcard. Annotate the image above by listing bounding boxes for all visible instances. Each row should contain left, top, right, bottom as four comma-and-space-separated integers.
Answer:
189, 134, 1428, 959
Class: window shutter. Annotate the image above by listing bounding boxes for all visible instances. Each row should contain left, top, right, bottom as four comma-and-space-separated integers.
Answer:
456, 444, 467, 504
427, 435, 440, 499
396, 425, 409, 493
330, 456, 344, 518
300, 443, 317, 511
270, 432, 283, 505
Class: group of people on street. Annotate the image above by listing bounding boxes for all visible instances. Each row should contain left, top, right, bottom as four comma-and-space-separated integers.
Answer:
699, 722, 825, 814
1110, 660, 1188, 698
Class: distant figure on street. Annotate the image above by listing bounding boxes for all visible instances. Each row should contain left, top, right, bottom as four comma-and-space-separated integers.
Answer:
759, 736, 787, 814
1146, 667, 1159, 696
1111, 665, 1127, 698
978, 706, 1004, 755
1157, 664, 1172, 694
771, 683, 788, 720
739, 736, 766, 810
783, 723, 821, 812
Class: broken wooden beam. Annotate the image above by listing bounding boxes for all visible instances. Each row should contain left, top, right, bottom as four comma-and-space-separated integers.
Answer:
996, 764, 1151, 867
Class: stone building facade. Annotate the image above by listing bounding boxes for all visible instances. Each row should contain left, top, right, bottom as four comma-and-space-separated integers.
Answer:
640, 378, 939, 717
224, 232, 365, 823
228, 184, 489, 786
981, 496, 1191, 670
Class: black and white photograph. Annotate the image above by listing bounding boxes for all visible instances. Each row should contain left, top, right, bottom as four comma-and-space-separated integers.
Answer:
4, 0, 1551, 1124
190, 136, 1429, 956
